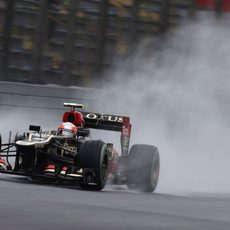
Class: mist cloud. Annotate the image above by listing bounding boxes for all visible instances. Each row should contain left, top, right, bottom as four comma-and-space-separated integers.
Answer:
100, 16, 230, 194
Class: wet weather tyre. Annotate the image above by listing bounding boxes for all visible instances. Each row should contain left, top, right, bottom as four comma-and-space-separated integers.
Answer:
127, 144, 160, 193
77, 140, 108, 191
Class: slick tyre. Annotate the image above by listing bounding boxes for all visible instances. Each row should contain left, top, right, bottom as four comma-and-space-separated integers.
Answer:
77, 140, 108, 191
127, 144, 160, 193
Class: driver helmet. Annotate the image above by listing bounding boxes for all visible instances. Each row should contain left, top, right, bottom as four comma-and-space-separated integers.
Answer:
58, 122, 77, 137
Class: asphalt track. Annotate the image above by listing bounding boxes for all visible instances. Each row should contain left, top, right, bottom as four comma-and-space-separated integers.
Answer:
1, 83, 230, 229
0, 174, 230, 230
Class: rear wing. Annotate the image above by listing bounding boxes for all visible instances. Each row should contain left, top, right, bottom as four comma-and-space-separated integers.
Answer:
62, 103, 131, 156
82, 112, 123, 132
82, 112, 132, 156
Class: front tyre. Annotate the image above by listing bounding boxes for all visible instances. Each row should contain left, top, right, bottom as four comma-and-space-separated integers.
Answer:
127, 144, 160, 193
77, 140, 108, 191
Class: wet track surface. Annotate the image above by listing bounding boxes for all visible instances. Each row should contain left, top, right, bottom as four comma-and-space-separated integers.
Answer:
0, 174, 230, 230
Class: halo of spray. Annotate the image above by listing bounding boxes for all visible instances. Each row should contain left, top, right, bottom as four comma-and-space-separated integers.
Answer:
97, 17, 230, 194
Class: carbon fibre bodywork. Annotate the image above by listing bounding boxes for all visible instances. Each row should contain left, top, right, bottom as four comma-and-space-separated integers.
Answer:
0, 103, 160, 192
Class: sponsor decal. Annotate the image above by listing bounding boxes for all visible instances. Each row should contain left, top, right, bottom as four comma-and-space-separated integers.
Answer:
84, 113, 123, 123
63, 142, 77, 154
121, 124, 131, 155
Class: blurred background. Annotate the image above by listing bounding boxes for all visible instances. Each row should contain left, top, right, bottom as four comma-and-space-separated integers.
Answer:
0, 0, 229, 87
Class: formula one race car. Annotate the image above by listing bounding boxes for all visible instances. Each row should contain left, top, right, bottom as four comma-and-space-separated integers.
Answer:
0, 103, 160, 192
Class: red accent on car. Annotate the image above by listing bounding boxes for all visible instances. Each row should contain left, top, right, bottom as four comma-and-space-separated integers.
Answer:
58, 123, 65, 129
63, 111, 85, 127
71, 125, 77, 133
62, 166, 67, 171
122, 116, 131, 137
120, 116, 132, 156
46, 164, 55, 169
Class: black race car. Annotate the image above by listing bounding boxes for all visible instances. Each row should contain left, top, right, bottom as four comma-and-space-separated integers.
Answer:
0, 103, 160, 192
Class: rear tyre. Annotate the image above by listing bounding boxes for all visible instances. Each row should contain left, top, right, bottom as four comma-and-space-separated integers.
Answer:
77, 140, 108, 191
127, 144, 160, 193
